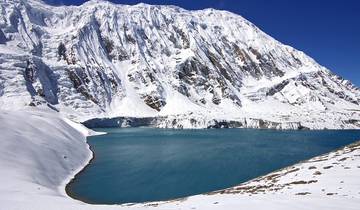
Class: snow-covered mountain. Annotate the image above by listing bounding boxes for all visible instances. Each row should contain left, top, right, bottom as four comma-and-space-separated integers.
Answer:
0, 0, 359, 129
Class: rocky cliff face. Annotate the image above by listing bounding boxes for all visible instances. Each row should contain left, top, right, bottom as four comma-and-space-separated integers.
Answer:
0, 0, 359, 129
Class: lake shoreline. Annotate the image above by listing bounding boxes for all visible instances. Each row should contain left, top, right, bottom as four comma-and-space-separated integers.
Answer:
65, 142, 98, 204
65, 127, 360, 205
2, 109, 359, 210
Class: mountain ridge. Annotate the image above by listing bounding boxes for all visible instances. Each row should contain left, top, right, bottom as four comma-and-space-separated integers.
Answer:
0, 0, 359, 129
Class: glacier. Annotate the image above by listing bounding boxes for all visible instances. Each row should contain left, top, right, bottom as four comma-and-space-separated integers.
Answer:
0, 0, 359, 129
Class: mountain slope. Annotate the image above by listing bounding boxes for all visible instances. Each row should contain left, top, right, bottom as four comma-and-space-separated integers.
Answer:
0, 0, 359, 129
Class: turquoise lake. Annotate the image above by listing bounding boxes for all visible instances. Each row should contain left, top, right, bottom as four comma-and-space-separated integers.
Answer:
67, 128, 360, 204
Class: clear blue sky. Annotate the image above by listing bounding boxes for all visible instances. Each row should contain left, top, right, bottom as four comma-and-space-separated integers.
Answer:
44, 0, 360, 86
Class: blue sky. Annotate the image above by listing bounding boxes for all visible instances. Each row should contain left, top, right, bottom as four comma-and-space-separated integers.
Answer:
44, 0, 360, 86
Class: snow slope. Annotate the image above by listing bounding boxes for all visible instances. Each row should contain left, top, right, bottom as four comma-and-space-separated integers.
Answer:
1, 108, 360, 210
0, 0, 359, 129
0, 108, 93, 209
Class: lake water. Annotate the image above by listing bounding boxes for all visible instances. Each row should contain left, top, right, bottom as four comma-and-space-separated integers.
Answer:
67, 128, 360, 204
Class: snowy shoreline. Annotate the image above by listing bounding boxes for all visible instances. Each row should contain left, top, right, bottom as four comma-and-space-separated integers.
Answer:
1, 108, 360, 210
64, 143, 95, 204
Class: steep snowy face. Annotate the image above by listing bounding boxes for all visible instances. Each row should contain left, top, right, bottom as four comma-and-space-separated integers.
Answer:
0, 0, 359, 128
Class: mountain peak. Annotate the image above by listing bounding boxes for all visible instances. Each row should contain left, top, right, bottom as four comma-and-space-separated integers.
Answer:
0, 0, 359, 129
82, 0, 112, 6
